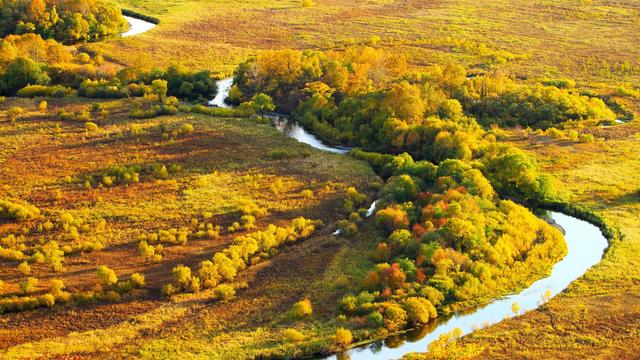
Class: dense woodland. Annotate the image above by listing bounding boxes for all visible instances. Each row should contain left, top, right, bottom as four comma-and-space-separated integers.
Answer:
341, 150, 565, 330
230, 47, 607, 338
234, 48, 615, 154
0, 0, 126, 43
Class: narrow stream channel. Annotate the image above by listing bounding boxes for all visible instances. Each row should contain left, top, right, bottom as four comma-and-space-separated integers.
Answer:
209, 78, 609, 359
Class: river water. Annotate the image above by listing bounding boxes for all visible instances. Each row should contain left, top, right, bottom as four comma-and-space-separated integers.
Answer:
208, 72, 608, 360
122, 16, 157, 37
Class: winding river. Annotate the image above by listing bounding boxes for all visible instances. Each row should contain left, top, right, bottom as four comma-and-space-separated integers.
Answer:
209, 78, 609, 359
116, 15, 611, 359
114, 16, 611, 355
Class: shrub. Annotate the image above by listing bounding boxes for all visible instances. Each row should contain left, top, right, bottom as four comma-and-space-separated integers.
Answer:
179, 123, 194, 135
268, 148, 310, 159
367, 311, 385, 328
172, 264, 192, 289
96, 265, 118, 287
383, 303, 407, 331
283, 328, 305, 343
162, 283, 178, 296
138, 241, 162, 262
153, 165, 169, 179
131, 273, 145, 287
335, 328, 353, 347
116, 280, 134, 293
198, 260, 220, 288
84, 122, 99, 132
402, 297, 437, 325
7, 107, 24, 123
214, 284, 236, 300
38, 101, 48, 112
77, 53, 91, 64
17, 261, 30, 275
579, 133, 595, 143
38, 293, 56, 307
20, 277, 38, 294
16, 85, 70, 98
0, 199, 40, 221
291, 298, 313, 319
50, 279, 70, 302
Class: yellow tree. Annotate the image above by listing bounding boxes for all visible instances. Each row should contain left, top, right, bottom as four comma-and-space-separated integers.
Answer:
28, 0, 48, 24
385, 81, 425, 122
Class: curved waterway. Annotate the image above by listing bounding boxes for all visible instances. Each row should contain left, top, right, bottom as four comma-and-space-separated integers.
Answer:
209, 78, 609, 359
122, 15, 157, 37
323, 211, 607, 359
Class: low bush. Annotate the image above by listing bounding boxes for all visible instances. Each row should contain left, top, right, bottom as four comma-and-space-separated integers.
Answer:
16, 85, 71, 98
96, 265, 118, 287
84, 122, 99, 132
213, 284, 236, 300
0, 199, 40, 222
291, 298, 313, 319
282, 328, 305, 343
335, 328, 353, 347
131, 273, 145, 287
16, 262, 30, 275
268, 148, 311, 160
19, 277, 38, 294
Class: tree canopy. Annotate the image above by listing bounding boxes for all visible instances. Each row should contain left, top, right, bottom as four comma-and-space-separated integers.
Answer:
0, 0, 126, 44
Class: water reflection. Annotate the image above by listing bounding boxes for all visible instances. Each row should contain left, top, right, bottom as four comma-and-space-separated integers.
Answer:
270, 115, 351, 154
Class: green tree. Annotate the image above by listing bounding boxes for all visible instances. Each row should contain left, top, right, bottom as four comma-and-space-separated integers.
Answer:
0, 57, 50, 96
251, 93, 275, 119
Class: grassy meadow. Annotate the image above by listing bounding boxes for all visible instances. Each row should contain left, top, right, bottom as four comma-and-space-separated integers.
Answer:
0, 96, 380, 358
95, 0, 640, 85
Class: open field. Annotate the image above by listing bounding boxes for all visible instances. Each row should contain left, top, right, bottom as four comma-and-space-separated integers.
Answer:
0, 97, 380, 358
94, 0, 640, 85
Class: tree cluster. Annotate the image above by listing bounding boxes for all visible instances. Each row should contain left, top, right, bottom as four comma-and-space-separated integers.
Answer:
0, 0, 126, 44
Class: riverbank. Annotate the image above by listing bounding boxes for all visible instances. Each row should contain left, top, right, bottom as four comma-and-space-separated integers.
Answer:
207, 79, 610, 360
441, 118, 640, 358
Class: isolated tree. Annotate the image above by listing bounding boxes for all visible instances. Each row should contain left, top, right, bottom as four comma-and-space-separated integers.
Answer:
334, 328, 353, 347
7, 107, 24, 124
291, 298, 313, 319
251, 93, 275, 119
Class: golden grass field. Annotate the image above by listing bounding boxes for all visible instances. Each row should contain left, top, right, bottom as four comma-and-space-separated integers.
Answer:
94, 0, 640, 86
0, 96, 381, 358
